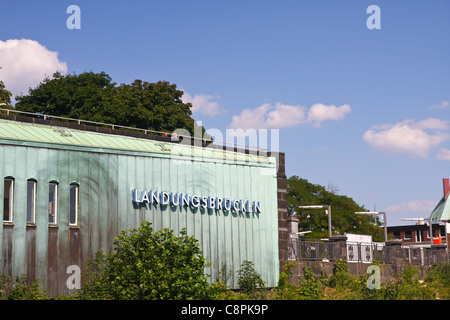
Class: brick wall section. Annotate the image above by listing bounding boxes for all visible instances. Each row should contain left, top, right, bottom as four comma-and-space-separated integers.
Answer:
267, 152, 288, 266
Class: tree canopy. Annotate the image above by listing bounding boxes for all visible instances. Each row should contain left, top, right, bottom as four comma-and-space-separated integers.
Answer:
0, 80, 11, 106
0, 67, 12, 106
14, 71, 209, 139
287, 175, 384, 241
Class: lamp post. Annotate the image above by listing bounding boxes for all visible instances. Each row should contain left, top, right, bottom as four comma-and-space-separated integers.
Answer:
355, 211, 388, 242
298, 205, 332, 238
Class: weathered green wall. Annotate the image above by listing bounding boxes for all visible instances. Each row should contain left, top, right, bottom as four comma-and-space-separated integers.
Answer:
0, 126, 279, 295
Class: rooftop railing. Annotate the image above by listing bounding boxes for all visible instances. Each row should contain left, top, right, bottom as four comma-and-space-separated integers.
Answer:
0, 108, 268, 153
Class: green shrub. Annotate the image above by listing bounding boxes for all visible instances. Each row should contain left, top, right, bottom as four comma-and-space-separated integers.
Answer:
383, 264, 436, 300
236, 260, 266, 299
0, 275, 48, 300
328, 259, 353, 288
298, 266, 322, 300
275, 262, 302, 300
77, 221, 215, 300
425, 263, 450, 299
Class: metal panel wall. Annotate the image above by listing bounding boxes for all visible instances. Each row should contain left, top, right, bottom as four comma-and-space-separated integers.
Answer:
0, 142, 279, 295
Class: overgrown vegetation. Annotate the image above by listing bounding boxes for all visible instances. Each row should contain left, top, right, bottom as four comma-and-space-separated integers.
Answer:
0, 224, 448, 300
76, 221, 216, 300
0, 275, 49, 300
212, 259, 450, 300
273, 260, 450, 300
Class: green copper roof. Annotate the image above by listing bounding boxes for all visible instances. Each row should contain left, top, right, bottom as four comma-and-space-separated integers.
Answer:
0, 119, 272, 165
429, 196, 450, 222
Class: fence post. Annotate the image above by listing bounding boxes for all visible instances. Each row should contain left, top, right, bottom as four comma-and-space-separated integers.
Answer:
287, 216, 299, 260
329, 235, 347, 261
384, 239, 403, 275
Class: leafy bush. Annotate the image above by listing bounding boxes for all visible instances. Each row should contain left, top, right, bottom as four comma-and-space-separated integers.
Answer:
236, 260, 266, 299
77, 221, 216, 300
328, 259, 353, 288
275, 262, 302, 300
392, 265, 436, 300
424, 263, 450, 299
298, 266, 322, 300
0, 275, 48, 300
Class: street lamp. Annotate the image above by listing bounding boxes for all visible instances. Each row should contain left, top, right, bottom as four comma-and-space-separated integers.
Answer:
355, 211, 388, 242
298, 205, 332, 238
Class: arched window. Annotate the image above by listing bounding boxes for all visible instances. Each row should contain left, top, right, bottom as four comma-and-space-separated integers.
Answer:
48, 181, 58, 225
69, 183, 79, 226
26, 179, 37, 224
3, 177, 14, 223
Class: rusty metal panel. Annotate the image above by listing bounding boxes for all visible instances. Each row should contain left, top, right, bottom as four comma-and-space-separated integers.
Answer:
47, 227, 58, 297
26, 227, 37, 283
69, 228, 80, 267
1, 225, 13, 277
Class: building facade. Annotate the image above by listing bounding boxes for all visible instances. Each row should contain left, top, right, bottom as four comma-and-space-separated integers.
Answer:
387, 223, 446, 245
0, 115, 281, 296
387, 178, 450, 248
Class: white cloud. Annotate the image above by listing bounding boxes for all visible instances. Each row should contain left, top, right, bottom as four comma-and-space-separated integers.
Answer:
229, 102, 351, 130
385, 200, 437, 217
182, 91, 224, 117
306, 103, 352, 127
363, 118, 450, 158
436, 148, 450, 161
412, 118, 449, 130
428, 101, 449, 110
229, 102, 306, 130
0, 39, 68, 100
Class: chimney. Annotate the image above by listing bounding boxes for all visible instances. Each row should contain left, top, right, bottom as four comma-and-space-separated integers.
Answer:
444, 178, 450, 200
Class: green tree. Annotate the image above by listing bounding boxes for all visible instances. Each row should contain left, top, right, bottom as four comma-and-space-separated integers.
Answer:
0, 67, 12, 106
15, 71, 210, 139
236, 260, 266, 299
77, 221, 216, 300
287, 176, 384, 241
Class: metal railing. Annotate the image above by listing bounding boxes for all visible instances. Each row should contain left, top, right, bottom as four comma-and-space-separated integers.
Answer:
286, 238, 449, 266
288, 239, 334, 261
0, 108, 268, 152
401, 246, 449, 266
0, 107, 172, 136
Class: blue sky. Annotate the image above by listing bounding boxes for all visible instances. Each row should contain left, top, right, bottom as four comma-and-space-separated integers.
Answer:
1, 0, 449, 226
